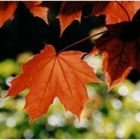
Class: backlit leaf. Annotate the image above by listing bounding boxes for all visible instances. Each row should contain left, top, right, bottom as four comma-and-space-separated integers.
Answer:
8, 45, 99, 120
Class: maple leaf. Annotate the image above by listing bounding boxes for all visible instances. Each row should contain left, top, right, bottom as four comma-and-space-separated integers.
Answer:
24, 1, 48, 24
7, 45, 99, 120
57, 2, 83, 35
0, 1, 48, 27
90, 8, 140, 90
0, 2, 17, 27
92, 1, 140, 24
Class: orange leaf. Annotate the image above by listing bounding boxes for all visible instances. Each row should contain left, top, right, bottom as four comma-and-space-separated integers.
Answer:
0, 2, 17, 27
57, 2, 83, 35
24, 1, 48, 24
8, 45, 99, 120
93, 1, 140, 24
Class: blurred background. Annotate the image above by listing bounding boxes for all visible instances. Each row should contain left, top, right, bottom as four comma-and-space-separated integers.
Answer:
0, 1, 140, 139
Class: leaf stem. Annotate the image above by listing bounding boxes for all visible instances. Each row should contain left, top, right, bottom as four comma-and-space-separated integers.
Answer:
58, 30, 106, 54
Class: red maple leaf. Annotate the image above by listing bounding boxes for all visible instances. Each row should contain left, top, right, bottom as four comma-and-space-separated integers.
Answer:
7, 45, 100, 120
24, 1, 48, 24
57, 2, 83, 35
90, 8, 140, 90
92, 1, 140, 24
0, 1, 48, 27
0, 2, 17, 27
